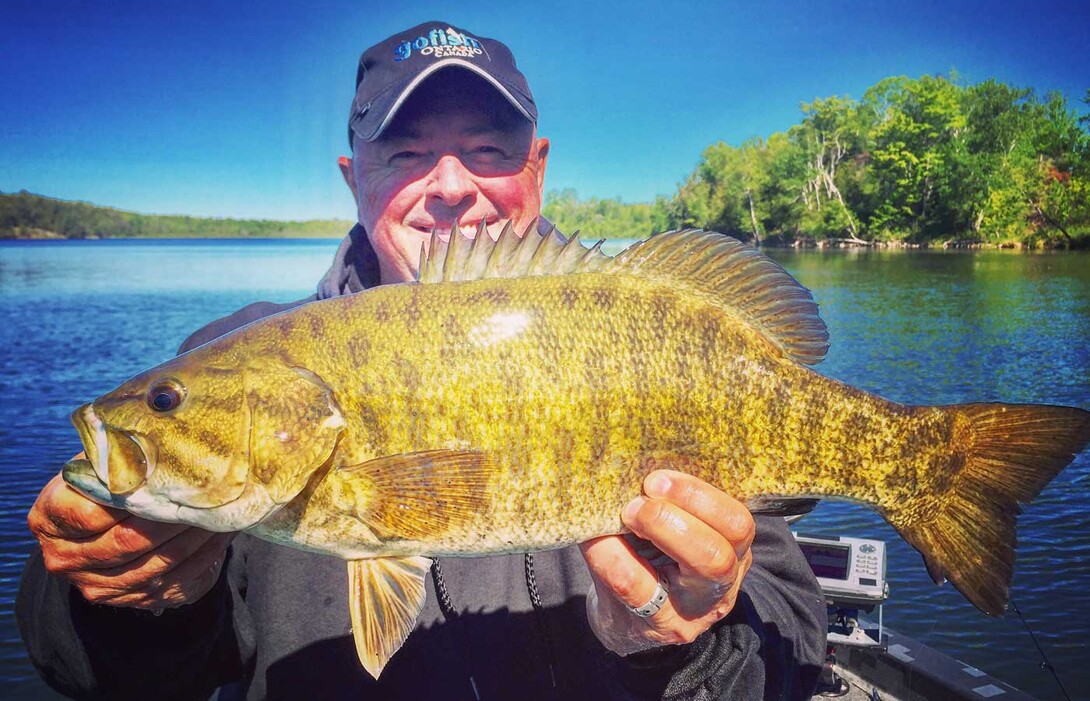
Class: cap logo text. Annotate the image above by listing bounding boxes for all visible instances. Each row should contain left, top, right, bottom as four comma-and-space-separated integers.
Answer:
395, 27, 484, 61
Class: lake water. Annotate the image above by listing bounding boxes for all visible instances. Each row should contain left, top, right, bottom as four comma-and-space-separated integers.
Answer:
1, 239, 1087, 701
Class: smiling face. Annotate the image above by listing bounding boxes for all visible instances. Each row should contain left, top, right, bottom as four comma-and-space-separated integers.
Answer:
341, 70, 550, 283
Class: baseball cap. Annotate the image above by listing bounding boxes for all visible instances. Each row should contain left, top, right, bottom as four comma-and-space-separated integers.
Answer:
348, 21, 537, 146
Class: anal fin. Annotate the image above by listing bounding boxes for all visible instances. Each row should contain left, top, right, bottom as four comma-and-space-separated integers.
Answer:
348, 556, 432, 679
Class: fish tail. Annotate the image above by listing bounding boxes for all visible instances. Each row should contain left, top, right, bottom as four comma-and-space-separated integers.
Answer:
895, 403, 1090, 615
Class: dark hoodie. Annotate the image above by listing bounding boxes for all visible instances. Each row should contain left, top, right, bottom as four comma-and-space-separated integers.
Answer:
18, 225, 826, 701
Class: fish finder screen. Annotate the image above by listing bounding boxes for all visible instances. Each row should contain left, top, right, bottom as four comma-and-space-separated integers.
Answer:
798, 542, 851, 580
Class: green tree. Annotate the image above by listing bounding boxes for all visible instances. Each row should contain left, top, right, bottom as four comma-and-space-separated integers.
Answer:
791, 96, 867, 240
542, 189, 661, 239
861, 75, 968, 240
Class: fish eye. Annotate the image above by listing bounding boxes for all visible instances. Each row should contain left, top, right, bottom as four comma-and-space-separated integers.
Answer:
147, 379, 186, 412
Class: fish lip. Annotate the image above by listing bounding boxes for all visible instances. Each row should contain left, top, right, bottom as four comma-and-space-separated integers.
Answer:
71, 404, 107, 485
62, 458, 119, 507
69, 403, 155, 494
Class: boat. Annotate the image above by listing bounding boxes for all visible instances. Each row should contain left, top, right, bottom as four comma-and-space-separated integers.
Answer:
795, 530, 1046, 701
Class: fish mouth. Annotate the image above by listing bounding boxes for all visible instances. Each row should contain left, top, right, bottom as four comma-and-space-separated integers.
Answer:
67, 403, 154, 498
62, 457, 116, 506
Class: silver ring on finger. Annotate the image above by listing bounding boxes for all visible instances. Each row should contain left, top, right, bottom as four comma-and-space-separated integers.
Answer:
627, 574, 669, 618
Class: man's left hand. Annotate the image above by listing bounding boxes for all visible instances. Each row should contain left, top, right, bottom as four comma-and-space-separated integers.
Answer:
580, 470, 754, 656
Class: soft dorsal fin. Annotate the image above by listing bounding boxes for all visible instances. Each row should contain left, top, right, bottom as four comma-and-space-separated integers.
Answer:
605, 230, 828, 365
416, 219, 610, 284
416, 223, 828, 365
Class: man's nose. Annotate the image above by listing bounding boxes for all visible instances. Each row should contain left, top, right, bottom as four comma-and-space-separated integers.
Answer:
427, 155, 477, 208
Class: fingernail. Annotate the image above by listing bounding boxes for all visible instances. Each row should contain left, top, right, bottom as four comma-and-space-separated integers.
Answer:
623, 496, 646, 523
645, 472, 671, 498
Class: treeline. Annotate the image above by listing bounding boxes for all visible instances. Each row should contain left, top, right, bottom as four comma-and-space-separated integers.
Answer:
0, 191, 352, 239
7, 75, 1087, 246
542, 189, 671, 240
543, 76, 1090, 246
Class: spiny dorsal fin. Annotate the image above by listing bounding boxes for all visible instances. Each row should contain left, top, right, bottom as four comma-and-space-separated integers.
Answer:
605, 230, 829, 365
416, 219, 610, 284
417, 223, 828, 366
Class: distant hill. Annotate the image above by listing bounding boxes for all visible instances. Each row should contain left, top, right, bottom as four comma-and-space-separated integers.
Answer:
0, 191, 353, 239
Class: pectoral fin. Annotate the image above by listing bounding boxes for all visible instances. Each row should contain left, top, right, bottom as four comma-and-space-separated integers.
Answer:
332, 449, 492, 541
347, 556, 432, 679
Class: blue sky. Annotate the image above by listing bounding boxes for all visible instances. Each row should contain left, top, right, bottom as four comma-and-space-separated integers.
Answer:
2, 0, 1087, 220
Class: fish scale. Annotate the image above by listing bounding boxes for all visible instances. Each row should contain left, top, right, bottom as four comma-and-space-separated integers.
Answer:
216, 262, 1056, 559
287, 274, 727, 553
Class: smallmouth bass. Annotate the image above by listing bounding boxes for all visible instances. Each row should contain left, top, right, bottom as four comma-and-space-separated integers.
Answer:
62, 224, 1090, 677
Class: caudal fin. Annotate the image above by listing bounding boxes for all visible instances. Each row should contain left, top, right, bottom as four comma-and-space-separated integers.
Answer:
897, 403, 1090, 616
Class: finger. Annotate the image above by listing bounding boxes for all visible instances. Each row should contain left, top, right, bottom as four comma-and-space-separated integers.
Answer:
580, 535, 661, 613
74, 533, 233, 609
67, 526, 222, 591
146, 532, 233, 608
48, 517, 194, 571
622, 495, 739, 586
624, 533, 675, 568
642, 470, 755, 558
29, 471, 128, 539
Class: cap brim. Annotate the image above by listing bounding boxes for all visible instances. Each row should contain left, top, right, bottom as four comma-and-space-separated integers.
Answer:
352, 59, 536, 143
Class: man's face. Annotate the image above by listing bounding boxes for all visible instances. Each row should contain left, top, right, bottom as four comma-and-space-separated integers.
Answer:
342, 78, 549, 284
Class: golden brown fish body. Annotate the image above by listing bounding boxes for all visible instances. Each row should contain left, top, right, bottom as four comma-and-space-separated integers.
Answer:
249, 273, 933, 560
62, 226, 1090, 677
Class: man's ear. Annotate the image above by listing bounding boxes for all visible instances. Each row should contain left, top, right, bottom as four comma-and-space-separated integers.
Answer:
533, 137, 550, 196
339, 156, 359, 201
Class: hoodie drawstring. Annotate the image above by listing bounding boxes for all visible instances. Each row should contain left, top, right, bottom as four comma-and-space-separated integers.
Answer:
431, 555, 562, 699
431, 558, 481, 700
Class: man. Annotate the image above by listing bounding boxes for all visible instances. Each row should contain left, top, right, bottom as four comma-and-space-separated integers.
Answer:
20, 21, 826, 700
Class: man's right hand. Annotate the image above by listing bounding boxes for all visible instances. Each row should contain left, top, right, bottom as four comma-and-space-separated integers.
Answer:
27, 464, 234, 611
